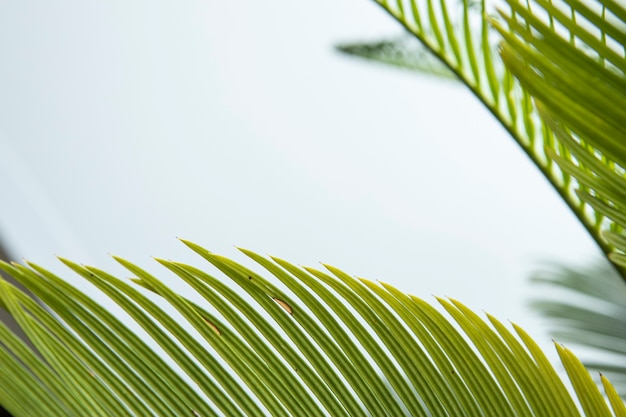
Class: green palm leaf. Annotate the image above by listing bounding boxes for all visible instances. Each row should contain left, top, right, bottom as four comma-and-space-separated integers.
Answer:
494, 0, 626, 270
356, 0, 626, 268
0, 241, 624, 416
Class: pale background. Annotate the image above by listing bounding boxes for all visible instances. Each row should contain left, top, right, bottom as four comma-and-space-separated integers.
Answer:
0, 0, 599, 364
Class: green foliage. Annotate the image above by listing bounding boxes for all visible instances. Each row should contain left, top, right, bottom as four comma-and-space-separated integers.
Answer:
494, 0, 626, 269
497, 0, 626, 395
0, 242, 624, 416
2, 0, 626, 415
347, 0, 626, 268
355, 0, 626, 395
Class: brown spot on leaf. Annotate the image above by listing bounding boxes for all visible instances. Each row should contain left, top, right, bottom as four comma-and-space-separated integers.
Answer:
202, 316, 221, 336
273, 297, 293, 314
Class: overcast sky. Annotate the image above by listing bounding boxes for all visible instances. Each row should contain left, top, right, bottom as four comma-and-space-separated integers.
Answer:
0, 0, 601, 364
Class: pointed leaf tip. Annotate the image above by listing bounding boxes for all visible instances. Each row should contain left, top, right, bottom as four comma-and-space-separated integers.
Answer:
236, 247, 255, 257
179, 238, 201, 249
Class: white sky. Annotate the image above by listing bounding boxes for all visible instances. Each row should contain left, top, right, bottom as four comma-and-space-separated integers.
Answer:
0, 0, 601, 367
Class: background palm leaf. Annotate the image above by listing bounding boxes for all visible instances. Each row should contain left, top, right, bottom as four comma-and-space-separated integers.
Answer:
336, 36, 457, 79
531, 259, 626, 396
0, 241, 624, 416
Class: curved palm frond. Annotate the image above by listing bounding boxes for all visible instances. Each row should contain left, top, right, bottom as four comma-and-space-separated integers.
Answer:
530, 259, 626, 396
364, 0, 622, 268
494, 0, 626, 271
0, 241, 623, 416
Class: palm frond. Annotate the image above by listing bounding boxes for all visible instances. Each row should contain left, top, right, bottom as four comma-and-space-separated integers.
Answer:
530, 259, 626, 396
336, 36, 458, 79
494, 0, 626, 270
0, 241, 624, 416
367, 0, 623, 267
